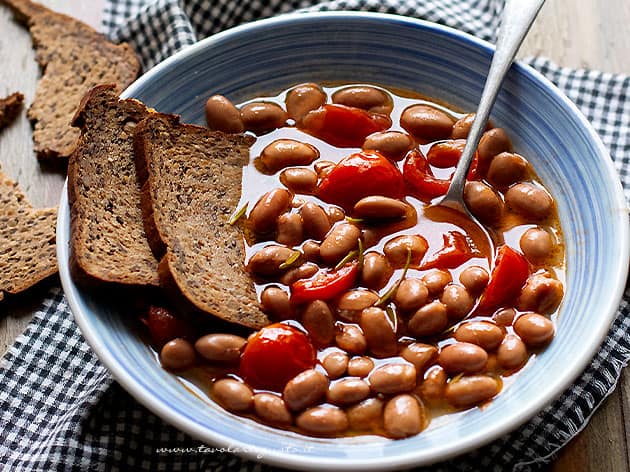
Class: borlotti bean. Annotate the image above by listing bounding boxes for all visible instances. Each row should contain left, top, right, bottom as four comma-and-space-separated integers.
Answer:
283, 369, 329, 411
393, 278, 429, 312
454, 321, 504, 351
240, 101, 287, 133
336, 289, 379, 321
249, 188, 291, 234
363, 130, 413, 161
280, 167, 318, 194
147, 82, 565, 439
260, 139, 319, 172
400, 104, 454, 141
347, 356, 375, 378
360, 252, 393, 290
194, 334, 246, 363
160, 338, 195, 371
332, 85, 393, 114
322, 351, 349, 379
451, 113, 476, 139
253, 393, 292, 424
301, 300, 336, 345
327, 378, 371, 405
205, 95, 245, 133
285, 83, 327, 122
299, 201, 332, 240
383, 394, 426, 438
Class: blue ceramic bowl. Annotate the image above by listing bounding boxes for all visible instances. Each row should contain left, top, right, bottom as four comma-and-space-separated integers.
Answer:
57, 12, 629, 470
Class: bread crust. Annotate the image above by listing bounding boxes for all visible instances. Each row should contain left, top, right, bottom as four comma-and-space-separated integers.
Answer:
132, 115, 169, 260
134, 113, 269, 329
0, 92, 24, 130
68, 84, 159, 287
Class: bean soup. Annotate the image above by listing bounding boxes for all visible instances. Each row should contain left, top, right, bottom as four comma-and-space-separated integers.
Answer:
147, 82, 565, 439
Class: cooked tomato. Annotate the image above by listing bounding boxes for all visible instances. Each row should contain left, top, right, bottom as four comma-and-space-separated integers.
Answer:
421, 231, 476, 270
145, 306, 192, 348
403, 149, 450, 199
318, 150, 405, 210
405, 146, 480, 200
300, 104, 391, 147
240, 323, 316, 390
427, 140, 467, 168
476, 245, 530, 314
290, 262, 359, 305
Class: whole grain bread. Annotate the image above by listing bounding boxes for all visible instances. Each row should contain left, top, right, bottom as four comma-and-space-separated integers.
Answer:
0, 167, 29, 214
0, 164, 57, 301
0, 92, 24, 131
68, 84, 159, 287
0, 0, 140, 160
134, 113, 269, 329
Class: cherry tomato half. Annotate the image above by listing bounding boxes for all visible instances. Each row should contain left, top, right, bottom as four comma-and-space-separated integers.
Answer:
290, 262, 359, 305
476, 245, 530, 314
318, 150, 405, 210
300, 104, 391, 148
240, 323, 316, 390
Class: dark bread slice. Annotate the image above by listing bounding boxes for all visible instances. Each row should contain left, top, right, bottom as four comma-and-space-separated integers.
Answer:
0, 164, 56, 301
0, 92, 24, 130
134, 113, 269, 329
0, 0, 140, 160
68, 84, 159, 287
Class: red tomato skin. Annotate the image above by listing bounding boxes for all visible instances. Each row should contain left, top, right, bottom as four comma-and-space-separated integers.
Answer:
240, 323, 316, 391
300, 104, 391, 147
146, 306, 192, 348
403, 149, 450, 199
427, 140, 467, 168
317, 151, 405, 210
426, 140, 481, 180
403, 148, 480, 201
476, 245, 530, 314
420, 231, 475, 270
290, 262, 359, 305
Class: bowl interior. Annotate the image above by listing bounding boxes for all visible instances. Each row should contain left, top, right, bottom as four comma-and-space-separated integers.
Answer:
58, 12, 629, 471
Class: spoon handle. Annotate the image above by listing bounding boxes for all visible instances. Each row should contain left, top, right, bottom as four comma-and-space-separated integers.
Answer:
444, 0, 546, 201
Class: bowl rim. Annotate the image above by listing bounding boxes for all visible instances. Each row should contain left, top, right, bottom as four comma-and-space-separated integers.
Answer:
58, 10, 630, 471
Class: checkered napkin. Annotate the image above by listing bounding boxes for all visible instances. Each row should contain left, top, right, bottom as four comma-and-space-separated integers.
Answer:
1, 1, 629, 470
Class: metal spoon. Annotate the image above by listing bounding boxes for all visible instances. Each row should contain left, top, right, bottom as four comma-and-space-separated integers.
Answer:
432, 0, 546, 250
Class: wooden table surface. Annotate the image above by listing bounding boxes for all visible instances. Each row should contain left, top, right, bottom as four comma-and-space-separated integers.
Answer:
1, 1, 628, 470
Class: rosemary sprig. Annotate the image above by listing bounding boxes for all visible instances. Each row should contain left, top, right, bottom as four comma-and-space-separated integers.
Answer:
385, 305, 398, 333
449, 372, 465, 384
357, 238, 364, 269
377, 247, 412, 307
228, 202, 248, 225
278, 250, 301, 269
440, 324, 457, 336
334, 250, 358, 271
333, 237, 365, 271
